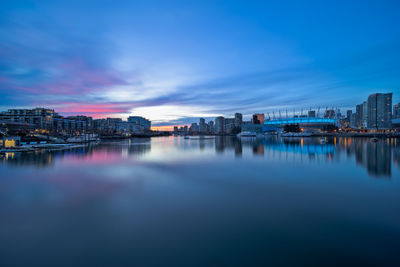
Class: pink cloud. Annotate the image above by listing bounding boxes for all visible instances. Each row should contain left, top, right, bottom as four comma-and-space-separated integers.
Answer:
51, 102, 133, 118
10, 57, 128, 96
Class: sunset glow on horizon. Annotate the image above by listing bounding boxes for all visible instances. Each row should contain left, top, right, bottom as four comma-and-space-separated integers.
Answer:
151, 125, 188, 131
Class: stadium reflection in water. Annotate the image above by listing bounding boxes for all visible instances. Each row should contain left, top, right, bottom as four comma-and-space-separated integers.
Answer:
215, 136, 398, 177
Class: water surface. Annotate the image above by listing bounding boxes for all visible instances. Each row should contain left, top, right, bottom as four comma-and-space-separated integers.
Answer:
1, 136, 400, 266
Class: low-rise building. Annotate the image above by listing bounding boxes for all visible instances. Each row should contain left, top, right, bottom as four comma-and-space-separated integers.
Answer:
128, 116, 151, 132
0, 108, 57, 130
252, 113, 264, 124
1, 136, 21, 148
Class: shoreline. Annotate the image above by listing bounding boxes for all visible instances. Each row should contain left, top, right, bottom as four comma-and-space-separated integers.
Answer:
2, 133, 400, 155
0, 143, 92, 154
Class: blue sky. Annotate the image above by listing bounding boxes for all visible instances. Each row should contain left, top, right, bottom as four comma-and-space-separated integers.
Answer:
0, 0, 399, 126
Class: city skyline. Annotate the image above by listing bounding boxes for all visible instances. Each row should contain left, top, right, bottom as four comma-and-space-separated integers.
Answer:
1, 90, 399, 132
1, 1, 400, 128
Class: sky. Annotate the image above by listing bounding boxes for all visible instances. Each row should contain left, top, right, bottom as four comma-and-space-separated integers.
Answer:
1, 0, 400, 127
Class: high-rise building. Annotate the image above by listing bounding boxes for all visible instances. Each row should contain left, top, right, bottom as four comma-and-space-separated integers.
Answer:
224, 118, 235, 134
215, 116, 224, 134
350, 113, 357, 128
234, 113, 243, 127
367, 93, 392, 129
208, 121, 215, 133
355, 104, 362, 128
252, 113, 264, 124
308, 110, 316, 118
199, 118, 206, 133
190, 123, 199, 132
362, 101, 368, 128
324, 109, 335, 119
394, 103, 400, 119
336, 109, 342, 119
346, 110, 352, 120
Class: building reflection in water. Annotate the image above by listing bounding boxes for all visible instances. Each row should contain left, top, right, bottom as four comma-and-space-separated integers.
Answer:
1, 138, 152, 168
1, 136, 397, 178
1, 151, 55, 168
214, 136, 396, 178
253, 143, 264, 156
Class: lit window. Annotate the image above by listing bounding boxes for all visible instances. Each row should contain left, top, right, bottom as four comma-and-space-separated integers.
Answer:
5, 140, 16, 148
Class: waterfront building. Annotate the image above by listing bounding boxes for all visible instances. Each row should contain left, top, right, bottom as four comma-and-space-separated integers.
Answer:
93, 119, 107, 132
127, 116, 151, 131
241, 124, 263, 133
208, 121, 215, 133
224, 118, 235, 134
0, 108, 57, 130
362, 101, 368, 128
355, 104, 362, 128
190, 123, 199, 132
199, 118, 206, 133
106, 118, 122, 132
234, 113, 243, 127
367, 93, 392, 130
63, 118, 77, 133
67, 115, 93, 131
252, 113, 264, 124
0, 136, 21, 148
308, 110, 316, 118
0, 108, 95, 133
394, 103, 400, 119
116, 121, 142, 134
339, 117, 350, 129
215, 116, 224, 134
0, 107, 153, 135
350, 113, 357, 128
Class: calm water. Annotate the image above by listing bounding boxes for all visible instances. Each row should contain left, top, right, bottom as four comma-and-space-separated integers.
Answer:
1, 136, 400, 266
